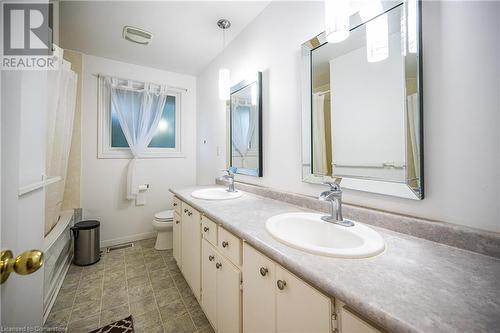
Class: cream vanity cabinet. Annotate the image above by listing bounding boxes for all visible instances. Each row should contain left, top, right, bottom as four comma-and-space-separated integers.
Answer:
173, 197, 385, 333
201, 218, 242, 333
180, 201, 201, 300
173, 197, 182, 266
336, 301, 383, 333
243, 243, 332, 333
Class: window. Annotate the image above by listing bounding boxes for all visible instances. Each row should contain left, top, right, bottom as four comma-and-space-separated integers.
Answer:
98, 77, 183, 159
111, 95, 177, 149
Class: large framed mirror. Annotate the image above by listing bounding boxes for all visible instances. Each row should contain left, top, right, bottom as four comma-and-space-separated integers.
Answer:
301, 1, 423, 199
229, 72, 263, 177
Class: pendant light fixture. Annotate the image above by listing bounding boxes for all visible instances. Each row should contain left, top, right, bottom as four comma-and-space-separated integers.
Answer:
217, 19, 231, 101
324, 0, 350, 43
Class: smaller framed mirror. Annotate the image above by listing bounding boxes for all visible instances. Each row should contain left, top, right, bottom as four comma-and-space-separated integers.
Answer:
229, 72, 263, 177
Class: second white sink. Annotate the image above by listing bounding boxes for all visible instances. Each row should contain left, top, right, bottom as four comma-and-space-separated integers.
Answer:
191, 188, 243, 200
266, 212, 385, 258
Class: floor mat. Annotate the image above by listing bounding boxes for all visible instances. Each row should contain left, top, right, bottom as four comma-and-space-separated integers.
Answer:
89, 315, 134, 333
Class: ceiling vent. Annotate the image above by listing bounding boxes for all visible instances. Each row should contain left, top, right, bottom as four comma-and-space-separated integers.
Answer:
122, 26, 153, 45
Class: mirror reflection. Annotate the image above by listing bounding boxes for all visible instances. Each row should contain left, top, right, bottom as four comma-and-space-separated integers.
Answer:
304, 2, 422, 199
229, 72, 262, 177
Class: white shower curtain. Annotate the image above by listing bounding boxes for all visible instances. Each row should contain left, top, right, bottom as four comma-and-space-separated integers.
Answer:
45, 48, 78, 235
105, 77, 167, 200
312, 93, 328, 175
407, 93, 420, 178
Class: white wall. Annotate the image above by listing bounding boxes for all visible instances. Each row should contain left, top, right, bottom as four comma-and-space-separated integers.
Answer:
196, 1, 500, 233
82, 55, 197, 246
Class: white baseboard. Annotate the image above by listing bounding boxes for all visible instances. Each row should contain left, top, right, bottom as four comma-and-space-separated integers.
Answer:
100, 231, 157, 248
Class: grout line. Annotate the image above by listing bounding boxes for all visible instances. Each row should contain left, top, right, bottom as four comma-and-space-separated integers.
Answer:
145, 245, 168, 333
65, 267, 83, 328
167, 254, 200, 331
97, 252, 108, 327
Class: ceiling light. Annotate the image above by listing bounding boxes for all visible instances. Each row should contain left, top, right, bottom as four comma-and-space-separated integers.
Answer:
122, 26, 153, 45
324, 0, 350, 43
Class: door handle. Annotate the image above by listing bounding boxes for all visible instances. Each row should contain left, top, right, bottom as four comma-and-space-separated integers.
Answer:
0, 249, 44, 284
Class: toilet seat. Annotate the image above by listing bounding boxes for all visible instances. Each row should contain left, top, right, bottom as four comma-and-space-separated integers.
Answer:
154, 210, 173, 222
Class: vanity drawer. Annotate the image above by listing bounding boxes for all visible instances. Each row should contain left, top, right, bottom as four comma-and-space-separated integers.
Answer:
218, 227, 242, 266
201, 215, 217, 246
173, 196, 181, 215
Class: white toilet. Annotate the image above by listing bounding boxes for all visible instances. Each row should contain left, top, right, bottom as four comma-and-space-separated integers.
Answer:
152, 210, 174, 250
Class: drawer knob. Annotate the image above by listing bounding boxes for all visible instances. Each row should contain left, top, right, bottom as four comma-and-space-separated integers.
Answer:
216, 262, 222, 269
259, 267, 268, 276
222, 241, 229, 248
277, 280, 286, 290
173, 203, 177, 206
204, 227, 209, 232
184, 209, 188, 213
188, 212, 192, 216
175, 220, 180, 224
209, 255, 215, 261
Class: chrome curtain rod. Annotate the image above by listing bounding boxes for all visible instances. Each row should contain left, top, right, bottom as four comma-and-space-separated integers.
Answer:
92, 73, 188, 92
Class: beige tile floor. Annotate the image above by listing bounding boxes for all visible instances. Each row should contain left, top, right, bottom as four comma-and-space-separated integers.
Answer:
44, 238, 213, 333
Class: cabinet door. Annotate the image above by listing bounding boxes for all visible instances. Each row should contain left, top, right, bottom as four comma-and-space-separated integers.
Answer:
216, 255, 242, 333
276, 266, 331, 333
339, 305, 382, 333
201, 239, 218, 330
173, 212, 181, 267
181, 203, 201, 300
242, 244, 276, 333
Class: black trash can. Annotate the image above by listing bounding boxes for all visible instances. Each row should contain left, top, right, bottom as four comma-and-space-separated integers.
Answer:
71, 220, 100, 266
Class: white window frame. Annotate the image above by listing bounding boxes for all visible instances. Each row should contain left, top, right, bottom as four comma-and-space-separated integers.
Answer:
98, 85, 184, 159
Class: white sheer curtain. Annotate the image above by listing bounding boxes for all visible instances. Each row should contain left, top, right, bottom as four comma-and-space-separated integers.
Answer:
232, 105, 250, 157
45, 49, 78, 235
105, 77, 167, 200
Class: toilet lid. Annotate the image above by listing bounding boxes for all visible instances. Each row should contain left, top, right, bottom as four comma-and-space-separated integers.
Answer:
154, 210, 174, 222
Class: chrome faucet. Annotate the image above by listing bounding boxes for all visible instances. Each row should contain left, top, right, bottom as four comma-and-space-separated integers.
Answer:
222, 169, 237, 193
319, 181, 354, 227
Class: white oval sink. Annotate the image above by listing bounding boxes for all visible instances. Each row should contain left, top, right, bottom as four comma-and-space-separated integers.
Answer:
191, 188, 243, 200
266, 213, 385, 258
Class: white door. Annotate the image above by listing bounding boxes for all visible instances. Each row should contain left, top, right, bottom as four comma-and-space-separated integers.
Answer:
276, 266, 332, 333
242, 243, 276, 333
216, 254, 241, 333
201, 239, 217, 330
180, 203, 201, 300
1, 71, 48, 327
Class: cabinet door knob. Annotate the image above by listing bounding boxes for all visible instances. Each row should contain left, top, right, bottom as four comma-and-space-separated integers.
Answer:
184, 209, 188, 213
204, 227, 209, 232
209, 255, 215, 261
188, 212, 192, 216
277, 279, 286, 290
259, 267, 268, 276
222, 241, 229, 248
173, 203, 177, 206
216, 262, 222, 269
175, 220, 180, 224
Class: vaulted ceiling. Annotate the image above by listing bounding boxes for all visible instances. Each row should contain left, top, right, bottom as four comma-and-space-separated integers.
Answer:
60, 1, 270, 75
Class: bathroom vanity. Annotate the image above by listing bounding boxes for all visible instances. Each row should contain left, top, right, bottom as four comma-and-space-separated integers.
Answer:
172, 190, 380, 333
170, 186, 500, 333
